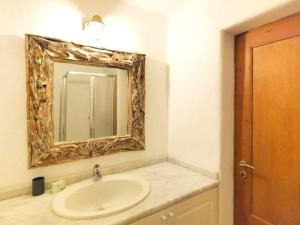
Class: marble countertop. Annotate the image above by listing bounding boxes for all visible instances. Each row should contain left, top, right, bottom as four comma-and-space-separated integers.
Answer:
0, 162, 219, 225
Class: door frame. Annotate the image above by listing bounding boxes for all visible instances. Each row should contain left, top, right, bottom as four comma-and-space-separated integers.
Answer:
234, 12, 300, 225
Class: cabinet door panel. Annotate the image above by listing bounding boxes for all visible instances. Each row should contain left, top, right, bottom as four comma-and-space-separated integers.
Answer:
130, 211, 167, 225
167, 188, 218, 225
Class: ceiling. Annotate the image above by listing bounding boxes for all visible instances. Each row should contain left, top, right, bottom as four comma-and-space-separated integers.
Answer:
120, 0, 188, 15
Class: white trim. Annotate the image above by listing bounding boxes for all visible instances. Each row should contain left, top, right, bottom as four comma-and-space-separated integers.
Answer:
168, 156, 219, 179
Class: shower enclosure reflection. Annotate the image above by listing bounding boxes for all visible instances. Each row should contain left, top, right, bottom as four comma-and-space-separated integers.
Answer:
53, 62, 129, 142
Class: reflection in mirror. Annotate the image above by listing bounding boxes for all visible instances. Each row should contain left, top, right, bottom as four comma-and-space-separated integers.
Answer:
53, 62, 129, 142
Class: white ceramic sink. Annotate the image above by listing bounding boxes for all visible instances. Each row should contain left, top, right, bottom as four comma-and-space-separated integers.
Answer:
52, 175, 150, 219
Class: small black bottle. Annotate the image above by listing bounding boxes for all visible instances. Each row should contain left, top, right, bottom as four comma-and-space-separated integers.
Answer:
32, 177, 45, 196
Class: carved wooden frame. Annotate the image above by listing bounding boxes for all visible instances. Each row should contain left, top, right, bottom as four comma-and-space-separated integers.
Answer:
25, 34, 145, 168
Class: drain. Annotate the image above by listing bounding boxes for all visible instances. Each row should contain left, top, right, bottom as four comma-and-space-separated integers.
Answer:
95, 206, 105, 211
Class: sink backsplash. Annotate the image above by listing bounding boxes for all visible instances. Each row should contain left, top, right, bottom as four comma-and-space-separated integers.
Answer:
0, 156, 166, 201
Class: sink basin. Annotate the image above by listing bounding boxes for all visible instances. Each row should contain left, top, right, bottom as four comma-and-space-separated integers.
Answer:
52, 175, 150, 219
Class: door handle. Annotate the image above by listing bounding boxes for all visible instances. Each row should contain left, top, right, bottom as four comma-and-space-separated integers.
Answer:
239, 160, 255, 170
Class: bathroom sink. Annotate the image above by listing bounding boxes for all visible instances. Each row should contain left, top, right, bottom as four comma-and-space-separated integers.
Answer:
52, 175, 150, 219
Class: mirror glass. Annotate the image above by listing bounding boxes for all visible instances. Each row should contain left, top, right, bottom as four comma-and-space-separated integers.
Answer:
53, 62, 129, 142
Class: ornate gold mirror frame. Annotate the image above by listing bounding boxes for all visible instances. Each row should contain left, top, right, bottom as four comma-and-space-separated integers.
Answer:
25, 34, 145, 168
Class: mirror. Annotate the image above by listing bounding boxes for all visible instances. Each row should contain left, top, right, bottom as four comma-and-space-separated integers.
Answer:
26, 34, 145, 168
53, 63, 129, 142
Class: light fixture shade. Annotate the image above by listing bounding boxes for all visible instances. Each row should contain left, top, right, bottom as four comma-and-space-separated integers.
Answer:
91, 15, 104, 24
85, 15, 105, 40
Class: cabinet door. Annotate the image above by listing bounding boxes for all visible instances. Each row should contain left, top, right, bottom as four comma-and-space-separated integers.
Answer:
130, 210, 167, 225
166, 188, 218, 225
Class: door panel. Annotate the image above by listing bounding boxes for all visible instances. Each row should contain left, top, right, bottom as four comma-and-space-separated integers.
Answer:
172, 203, 213, 225
130, 210, 167, 225
235, 12, 300, 225
168, 188, 218, 225
252, 37, 300, 225
131, 189, 218, 225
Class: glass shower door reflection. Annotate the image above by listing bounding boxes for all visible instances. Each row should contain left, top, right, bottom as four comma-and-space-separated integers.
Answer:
62, 74, 91, 141
59, 73, 117, 142
94, 76, 116, 138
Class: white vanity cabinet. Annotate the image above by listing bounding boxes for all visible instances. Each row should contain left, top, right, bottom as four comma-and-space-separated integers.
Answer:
131, 211, 168, 225
131, 188, 218, 225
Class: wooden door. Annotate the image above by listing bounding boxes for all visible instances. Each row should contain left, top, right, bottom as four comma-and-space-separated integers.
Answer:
235, 13, 300, 225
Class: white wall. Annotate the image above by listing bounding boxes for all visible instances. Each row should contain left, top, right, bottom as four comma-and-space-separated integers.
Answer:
0, 0, 168, 189
167, 0, 300, 225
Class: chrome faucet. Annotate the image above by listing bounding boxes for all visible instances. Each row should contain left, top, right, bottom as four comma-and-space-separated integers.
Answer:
92, 164, 102, 181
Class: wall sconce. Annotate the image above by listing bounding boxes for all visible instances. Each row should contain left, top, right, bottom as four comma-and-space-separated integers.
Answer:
84, 15, 105, 40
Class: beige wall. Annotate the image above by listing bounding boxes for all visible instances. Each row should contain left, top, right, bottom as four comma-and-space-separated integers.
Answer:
0, 0, 168, 189
167, 1, 300, 225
